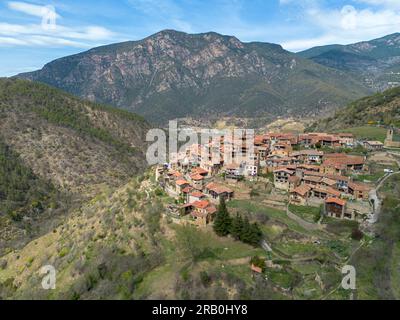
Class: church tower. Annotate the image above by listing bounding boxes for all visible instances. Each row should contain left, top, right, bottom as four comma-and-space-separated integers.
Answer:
387, 128, 394, 143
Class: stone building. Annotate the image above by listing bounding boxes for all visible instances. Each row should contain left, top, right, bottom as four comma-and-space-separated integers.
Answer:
385, 128, 400, 148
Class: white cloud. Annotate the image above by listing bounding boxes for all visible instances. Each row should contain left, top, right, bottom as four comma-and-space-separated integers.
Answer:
8, 1, 58, 18
355, 0, 400, 9
281, 1, 400, 51
0, 2, 117, 47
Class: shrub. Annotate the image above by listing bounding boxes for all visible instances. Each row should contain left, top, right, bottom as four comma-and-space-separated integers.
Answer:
351, 228, 364, 241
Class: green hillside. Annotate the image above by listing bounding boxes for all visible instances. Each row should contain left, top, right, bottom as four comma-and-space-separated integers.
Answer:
310, 86, 400, 134
0, 78, 150, 253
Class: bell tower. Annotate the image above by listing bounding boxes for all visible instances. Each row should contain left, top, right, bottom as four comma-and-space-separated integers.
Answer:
386, 128, 394, 143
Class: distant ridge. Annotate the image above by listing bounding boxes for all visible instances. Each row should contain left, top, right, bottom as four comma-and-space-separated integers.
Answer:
17, 29, 370, 124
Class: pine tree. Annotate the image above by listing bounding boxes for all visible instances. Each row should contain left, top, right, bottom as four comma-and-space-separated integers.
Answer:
240, 217, 252, 244
248, 223, 263, 247
213, 197, 232, 237
240, 217, 263, 247
230, 213, 244, 240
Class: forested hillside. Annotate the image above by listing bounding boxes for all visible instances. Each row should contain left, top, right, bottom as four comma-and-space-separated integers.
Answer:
0, 78, 150, 253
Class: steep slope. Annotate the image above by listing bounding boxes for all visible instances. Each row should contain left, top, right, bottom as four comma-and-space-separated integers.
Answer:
17, 30, 370, 124
298, 33, 400, 91
0, 175, 281, 300
310, 86, 400, 132
0, 78, 150, 252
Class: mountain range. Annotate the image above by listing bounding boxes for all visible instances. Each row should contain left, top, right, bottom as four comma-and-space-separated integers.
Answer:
298, 33, 400, 91
17, 30, 372, 124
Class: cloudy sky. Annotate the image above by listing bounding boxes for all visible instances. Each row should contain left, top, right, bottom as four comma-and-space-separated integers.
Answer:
0, 0, 399, 76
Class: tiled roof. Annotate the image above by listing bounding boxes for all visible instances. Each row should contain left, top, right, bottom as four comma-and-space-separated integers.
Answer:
326, 197, 346, 206
303, 175, 322, 183
176, 179, 190, 186
292, 185, 312, 196
205, 182, 233, 194
321, 178, 337, 186
192, 167, 208, 175
193, 200, 211, 209
190, 174, 204, 181
348, 182, 371, 192
182, 186, 193, 194
190, 191, 205, 198
314, 187, 341, 197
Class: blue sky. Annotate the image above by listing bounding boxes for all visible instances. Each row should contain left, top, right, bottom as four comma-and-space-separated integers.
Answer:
1, 0, 400, 76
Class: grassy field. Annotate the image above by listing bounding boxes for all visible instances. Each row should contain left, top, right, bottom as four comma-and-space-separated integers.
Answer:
133, 225, 265, 299
289, 204, 321, 223
335, 126, 387, 142
224, 198, 362, 299
349, 174, 400, 300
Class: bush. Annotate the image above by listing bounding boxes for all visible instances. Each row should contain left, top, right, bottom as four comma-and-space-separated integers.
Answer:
351, 228, 364, 241
199, 271, 212, 287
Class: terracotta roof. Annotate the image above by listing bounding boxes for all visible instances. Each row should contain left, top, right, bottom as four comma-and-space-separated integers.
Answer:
172, 171, 183, 177
304, 171, 350, 182
205, 182, 233, 195
182, 186, 193, 194
323, 154, 365, 166
190, 174, 204, 181
299, 150, 324, 156
326, 197, 346, 206
321, 178, 337, 186
292, 185, 312, 196
190, 191, 205, 198
338, 133, 354, 138
176, 179, 190, 186
251, 264, 263, 274
254, 135, 265, 145
193, 200, 211, 210
348, 182, 371, 192
192, 167, 208, 175
302, 171, 325, 177
314, 187, 341, 197
304, 175, 322, 183
206, 206, 217, 214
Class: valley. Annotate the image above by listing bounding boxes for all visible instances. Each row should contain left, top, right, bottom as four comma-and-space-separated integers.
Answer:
1, 28, 400, 301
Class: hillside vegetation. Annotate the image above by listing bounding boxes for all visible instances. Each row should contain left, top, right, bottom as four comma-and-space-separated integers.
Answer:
0, 175, 280, 300
310, 85, 400, 133
0, 79, 149, 196
0, 78, 150, 254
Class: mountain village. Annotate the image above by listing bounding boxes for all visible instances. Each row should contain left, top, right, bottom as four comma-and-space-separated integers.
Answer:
155, 128, 399, 228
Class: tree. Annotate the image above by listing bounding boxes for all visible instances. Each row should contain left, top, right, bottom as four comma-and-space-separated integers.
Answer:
230, 213, 244, 240
213, 197, 232, 237
240, 217, 252, 243
248, 223, 263, 247
351, 228, 364, 241
240, 217, 263, 247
